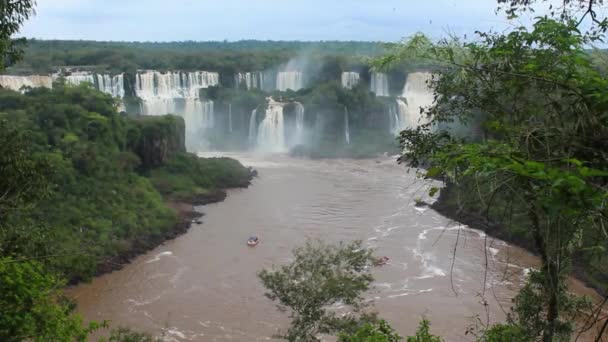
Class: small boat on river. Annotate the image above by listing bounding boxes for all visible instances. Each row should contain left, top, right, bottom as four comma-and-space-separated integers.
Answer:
374, 256, 390, 266
247, 236, 259, 247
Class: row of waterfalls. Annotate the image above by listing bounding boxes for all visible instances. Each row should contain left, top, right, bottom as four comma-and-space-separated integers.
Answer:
0, 70, 436, 153
233, 70, 390, 95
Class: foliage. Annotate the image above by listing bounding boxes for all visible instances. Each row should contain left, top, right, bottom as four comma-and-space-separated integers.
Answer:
10, 39, 386, 75
258, 240, 375, 341
405, 320, 442, 342
0, 257, 97, 341
479, 323, 528, 342
338, 320, 401, 342
103, 327, 159, 342
0, 84, 251, 282
148, 153, 251, 202
0, 0, 36, 69
378, 7, 608, 342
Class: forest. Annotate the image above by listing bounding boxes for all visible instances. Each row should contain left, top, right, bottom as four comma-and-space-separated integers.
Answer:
1, 0, 608, 341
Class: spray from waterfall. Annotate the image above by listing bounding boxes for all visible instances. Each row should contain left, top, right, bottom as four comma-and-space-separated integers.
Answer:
276, 71, 303, 91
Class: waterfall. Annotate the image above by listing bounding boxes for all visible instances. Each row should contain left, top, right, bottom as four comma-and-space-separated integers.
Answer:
341, 72, 360, 89
257, 99, 286, 152
370, 72, 389, 97
0, 75, 53, 91
96, 74, 125, 98
235, 72, 265, 90
64, 72, 96, 87
248, 109, 258, 145
276, 71, 303, 91
228, 103, 233, 133
388, 103, 400, 135
344, 106, 351, 145
52, 72, 125, 98
294, 102, 305, 145
393, 72, 434, 133
136, 70, 219, 151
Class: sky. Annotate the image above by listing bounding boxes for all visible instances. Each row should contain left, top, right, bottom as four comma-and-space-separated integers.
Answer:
18, 0, 522, 42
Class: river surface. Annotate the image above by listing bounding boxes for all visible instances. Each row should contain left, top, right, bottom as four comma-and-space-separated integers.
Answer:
70, 153, 540, 341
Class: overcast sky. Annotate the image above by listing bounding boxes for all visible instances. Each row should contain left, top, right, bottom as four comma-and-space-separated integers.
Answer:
19, 0, 524, 42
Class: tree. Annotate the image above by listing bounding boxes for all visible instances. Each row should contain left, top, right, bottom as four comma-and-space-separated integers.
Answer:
406, 320, 442, 342
377, 7, 607, 342
258, 240, 376, 341
338, 320, 402, 342
0, 0, 36, 69
0, 257, 95, 341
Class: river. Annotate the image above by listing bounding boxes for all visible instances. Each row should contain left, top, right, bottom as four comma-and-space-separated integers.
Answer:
69, 153, 544, 341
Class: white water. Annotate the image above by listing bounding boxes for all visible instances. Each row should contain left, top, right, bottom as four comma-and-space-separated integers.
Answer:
344, 106, 351, 145
294, 102, 305, 146
394, 72, 434, 132
63, 72, 96, 87
389, 103, 401, 135
228, 103, 233, 133
136, 71, 219, 151
235, 72, 265, 90
341, 72, 360, 89
370, 72, 389, 97
96, 74, 125, 98
257, 99, 287, 152
0, 75, 53, 91
276, 71, 303, 91
248, 109, 258, 145
53, 72, 125, 98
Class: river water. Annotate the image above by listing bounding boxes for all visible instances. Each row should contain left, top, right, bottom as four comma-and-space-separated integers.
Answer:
70, 153, 542, 341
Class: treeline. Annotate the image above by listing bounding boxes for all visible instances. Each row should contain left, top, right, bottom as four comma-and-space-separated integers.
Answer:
0, 84, 253, 283
9, 39, 389, 75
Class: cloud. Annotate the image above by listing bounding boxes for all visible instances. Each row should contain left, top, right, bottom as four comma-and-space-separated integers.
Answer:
19, 0, 508, 41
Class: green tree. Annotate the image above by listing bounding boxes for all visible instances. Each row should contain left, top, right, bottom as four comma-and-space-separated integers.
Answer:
338, 320, 402, 342
406, 320, 442, 342
377, 8, 608, 342
0, 0, 36, 69
0, 257, 94, 341
258, 240, 376, 341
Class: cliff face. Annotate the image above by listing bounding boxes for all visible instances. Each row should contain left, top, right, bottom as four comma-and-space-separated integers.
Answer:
127, 115, 186, 170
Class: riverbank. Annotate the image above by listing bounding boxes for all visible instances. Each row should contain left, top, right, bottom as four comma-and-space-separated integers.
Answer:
431, 183, 607, 297
91, 187, 245, 279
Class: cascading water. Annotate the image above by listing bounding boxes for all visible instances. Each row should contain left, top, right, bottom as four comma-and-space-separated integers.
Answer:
294, 102, 305, 145
228, 103, 233, 133
235, 72, 265, 90
96, 74, 125, 98
248, 109, 258, 145
0, 75, 53, 91
341, 72, 360, 89
393, 72, 434, 133
136, 70, 219, 151
344, 106, 351, 145
63, 72, 96, 87
370, 72, 389, 97
276, 71, 303, 91
257, 99, 287, 152
388, 103, 401, 135
52, 72, 125, 98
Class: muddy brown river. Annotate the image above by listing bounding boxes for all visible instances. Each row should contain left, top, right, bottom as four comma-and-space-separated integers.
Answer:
69, 153, 547, 341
